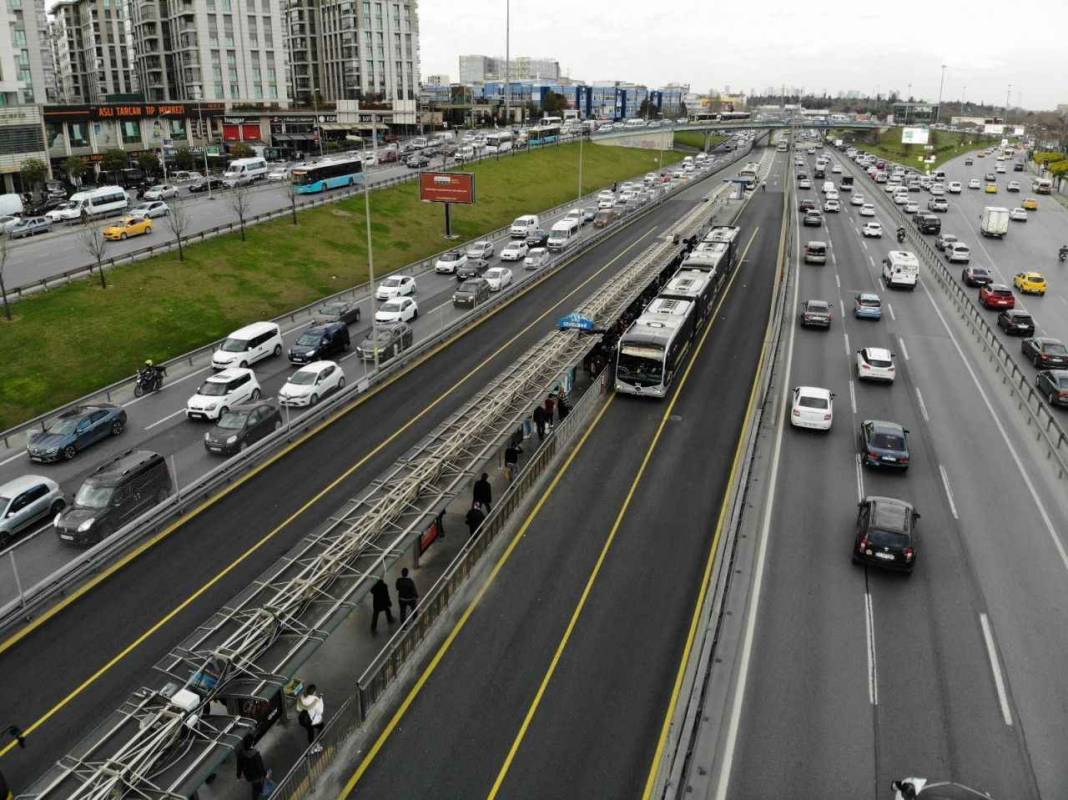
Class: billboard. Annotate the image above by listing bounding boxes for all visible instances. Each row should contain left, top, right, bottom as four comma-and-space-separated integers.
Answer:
984, 123, 1006, 135
901, 127, 930, 145
419, 171, 476, 204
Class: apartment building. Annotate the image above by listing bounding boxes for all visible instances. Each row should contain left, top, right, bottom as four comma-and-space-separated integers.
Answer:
1, 0, 57, 105
50, 0, 136, 104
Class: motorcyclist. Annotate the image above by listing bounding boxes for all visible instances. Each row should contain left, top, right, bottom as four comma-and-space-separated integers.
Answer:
896, 225, 906, 242
1059, 244, 1067, 262
139, 359, 165, 389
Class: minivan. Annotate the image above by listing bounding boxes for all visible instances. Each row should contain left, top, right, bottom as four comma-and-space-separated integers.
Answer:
547, 219, 579, 252
212, 321, 284, 369
55, 450, 172, 545
510, 214, 540, 238
804, 241, 828, 265
223, 157, 268, 186
593, 208, 619, 228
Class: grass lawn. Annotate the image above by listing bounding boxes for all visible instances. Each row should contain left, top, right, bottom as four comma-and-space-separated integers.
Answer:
831, 127, 994, 173
673, 131, 727, 151
0, 142, 681, 429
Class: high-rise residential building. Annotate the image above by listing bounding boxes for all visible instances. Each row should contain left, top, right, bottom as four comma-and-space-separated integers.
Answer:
131, 0, 289, 104
50, 0, 137, 104
424, 73, 447, 86
458, 54, 559, 84
1, 0, 58, 105
286, 0, 420, 105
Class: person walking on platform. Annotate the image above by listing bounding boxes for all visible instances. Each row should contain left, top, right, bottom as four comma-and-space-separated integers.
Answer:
370, 577, 394, 633
557, 395, 570, 421
473, 472, 492, 512
396, 568, 419, 622
544, 393, 557, 422
466, 503, 486, 539
236, 734, 268, 800
297, 685, 325, 753
504, 441, 522, 482
532, 405, 548, 440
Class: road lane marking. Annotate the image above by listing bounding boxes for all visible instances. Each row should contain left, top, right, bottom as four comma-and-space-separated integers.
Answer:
849, 380, 857, 415
864, 591, 878, 705
844, 332, 851, 357
980, 612, 1014, 726
855, 453, 865, 501
145, 408, 187, 430
915, 387, 930, 422
887, 303, 896, 321
0, 451, 25, 466
938, 464, 959, 519
839, 298, 846, 318
867, 254, 874, 267
861, 240, 868, 251
835, 273, 841, 288
897, 335, 910, 361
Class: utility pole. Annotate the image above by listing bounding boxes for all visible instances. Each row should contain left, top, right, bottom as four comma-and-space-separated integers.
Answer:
1005, 83, 1012, 123
504, 0, 510, 129
195, 87, 213, 199
934, 64, 946, 125
365, 128, 379, 370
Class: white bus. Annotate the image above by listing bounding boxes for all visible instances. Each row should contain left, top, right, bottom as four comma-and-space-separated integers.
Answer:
484, 131, 513, 154
738, 161, 761, 185
615, 297, 697, 398
540, 115, 563, 127
223, 157, 268, 186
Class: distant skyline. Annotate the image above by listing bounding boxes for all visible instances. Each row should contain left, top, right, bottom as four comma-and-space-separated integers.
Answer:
419, 0, 1063, 110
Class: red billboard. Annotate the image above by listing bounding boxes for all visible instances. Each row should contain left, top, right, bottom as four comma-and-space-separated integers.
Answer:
419, 171, 476, 204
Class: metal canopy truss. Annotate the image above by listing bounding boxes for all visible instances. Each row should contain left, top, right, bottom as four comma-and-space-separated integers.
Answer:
24, 186, 726, 800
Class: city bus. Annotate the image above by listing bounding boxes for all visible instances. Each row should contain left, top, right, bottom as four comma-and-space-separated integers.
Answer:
1033, 177, 1053, 195
738, 161, 761, 185
540, 115, 563, 126
484, 131, 513, 154
659, 267, 718, 323
615, 297, 697, 398
290, 156, 365, 194
527, 124, 561, 147
680, 225, 741, 276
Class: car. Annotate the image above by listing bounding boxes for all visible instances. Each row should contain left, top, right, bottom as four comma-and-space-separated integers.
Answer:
484, 266, 513, 291
996, 308, 1035, 336
790, 386, 835, 431
186, 368, 261, 421
314, 298, 361, 326
102, 215, 152, 240
995, 163, 1006, 174
266, 165, 290, 181
798, 178, 812, 189
434, 251, 466, 274
903, 200, 919, 214
526, 228, 549, 248
455, 258, 490, 281
288, 321, 350, 364
893, 193, 910, 205
947, 181, 962, 193
929, 184, 946, 197
984, 172, 996, 182
1009, 207, 1028, 222
7, 216, 51, 239
129, 201, 169, 218
375, 296, 418, 323
1036, 370, 1068, 406
979, 284, 1015, 310
968, 178, 982, 189
189, 176, 227, 193
355, 321, 413, 361
465, 240, 494, 260
856, 347, 896, 382
831, 164, 842, 174
144, 184, 179, 200
985, 183, 998, 194
855, 292, 883, 320
1022, 337, 1068, 369
1022, 197, 1039, 210
203, 400, 284, 454
862, 221, 883, 238
499, 240, 529, 262
961, 265, 992, 287
1007, 180, 1021, 193
850, 194, 865, 206
277, 361, 346, 409
375, 274, 416, 300
0, 475, 65, 547
406, 154, 430, 169
26, 404, 126, 462
927, 197, 948, 212
582, 207, 597, 223
1013, 162, 1025, 172
1013, 272, 1046, 295
798, 299, 832, 328
802, 210, 823, 227
916, 212, 941, 233
935, 233, 958, 252
0, 214, 21, 235
858, 420, 910, 470
964, 157, 974, 165
597, 196, 615, 210
852, 495, 919, 572
799, 199, 817, 213
945, 242, 971, 263
823, 198, 840, 213
452, 277, 491, 308
859, 203, 876, 217
524, 247, 550, 270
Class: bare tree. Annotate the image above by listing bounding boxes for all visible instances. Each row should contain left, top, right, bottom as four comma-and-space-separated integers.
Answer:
0, 234, 11, 320
166, 201, 192, 261
287, 181, 299, 225
229, 184, 252, 241
79, 225, 109, 290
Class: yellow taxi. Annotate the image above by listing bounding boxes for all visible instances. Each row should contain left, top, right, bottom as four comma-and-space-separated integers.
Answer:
103, 215, 152, 241
1013, 272, 1047, 296
985, 183, 998, 193
1022, 197, 1039, 210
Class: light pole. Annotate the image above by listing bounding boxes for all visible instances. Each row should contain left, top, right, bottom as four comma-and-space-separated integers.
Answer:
195, 87, 213, 200
365, 125, 379, 371
504, 0, 510, 129
934, 64, 946, 125
577, 126, 583, 202
1005, 83, 1012, 124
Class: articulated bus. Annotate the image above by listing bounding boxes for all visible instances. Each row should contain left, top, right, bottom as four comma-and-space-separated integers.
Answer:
527, 124, 562, 147
680, 225, 741, 277
615, 297, 697, 398
291, 156, 364, 194
659, 267, 718, 323
484, 131, 513, 154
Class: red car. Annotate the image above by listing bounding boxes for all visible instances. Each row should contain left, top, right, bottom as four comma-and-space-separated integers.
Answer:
979, 284, 1015, 310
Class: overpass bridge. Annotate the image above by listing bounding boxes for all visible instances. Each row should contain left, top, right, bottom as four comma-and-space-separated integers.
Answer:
590, 119, 887, 150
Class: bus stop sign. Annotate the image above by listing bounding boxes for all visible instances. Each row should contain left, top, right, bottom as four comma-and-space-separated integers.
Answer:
558, 313, 596, 332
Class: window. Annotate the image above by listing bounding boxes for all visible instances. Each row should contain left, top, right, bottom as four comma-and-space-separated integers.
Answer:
263, 29, 272, 45
121, 119, 140, 144
214, 81, 224, 96
12, 29, 26, 46
230, 82, 239, 97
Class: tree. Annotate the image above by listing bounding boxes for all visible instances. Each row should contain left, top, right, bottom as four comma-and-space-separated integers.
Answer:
166, 200, 191, 261
542, 92, 568, 118
137, 151, 161, 179
679, 101, 688, 120
79, 225, 109, 290
19, 158, 48, 196
228, 183, 252, 241
230, 142, 255, 159
174, 146, 196, 171
287, 181, 299, 225
64, 156, 88, 186
101, 148, 129, 181
0, 233, 11, 321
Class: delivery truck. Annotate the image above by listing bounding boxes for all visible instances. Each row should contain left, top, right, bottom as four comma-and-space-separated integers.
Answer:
979, 206, 1009, 238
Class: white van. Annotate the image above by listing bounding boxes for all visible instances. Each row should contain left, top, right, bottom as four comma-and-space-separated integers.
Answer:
211, 321, 284, 369
46, 186, 128, 223
510, 214, 540, 238
821, 181, 835, 194
547, 219, 579, 252
0, 193, 24, 217
223, 157, 268, 186
881, 250, 920, 290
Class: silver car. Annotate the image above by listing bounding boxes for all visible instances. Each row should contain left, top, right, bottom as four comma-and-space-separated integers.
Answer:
466, 240, 494, 260
0, 475, 65, 548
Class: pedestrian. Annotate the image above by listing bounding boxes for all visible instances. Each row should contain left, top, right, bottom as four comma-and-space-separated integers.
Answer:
557, 395, 570, 421
473, 472, 492, 512
532, 405, 548, 440
465, 503, 485, 539
544, 393, 557, 422
236, 733, 268, 800
396, 568, 418, 622
370, 577, 394, 633
297, 685, 325, 753
504, 441, 522, 482
761, 180, 766, 192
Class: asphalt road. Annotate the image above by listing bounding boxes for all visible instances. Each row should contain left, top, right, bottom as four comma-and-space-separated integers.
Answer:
721, 143, 1068, 799
0, 151, 743, 793
339, 153, 784, 799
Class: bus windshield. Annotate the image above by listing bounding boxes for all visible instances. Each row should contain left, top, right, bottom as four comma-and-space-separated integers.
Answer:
617, 351, 663, 386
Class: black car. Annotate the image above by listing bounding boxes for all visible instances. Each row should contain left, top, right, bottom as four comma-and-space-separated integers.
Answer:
858, 419, 910, 469
315, 298, 362, 326
453, 278, 491, 308
406, 155, 430, 169
27, 404, 127, 463
914, 213, 941, 234
1022, 337, 1068, 369
798, 299, 832, 328
1013, 162, 1024, 172
852, 495, 919, 573
55, 450, 171, 545
1036, 370, 1068, 407
204, 401, 282, 456
961, 265, 992, 287
997, 308, 1035, 336
288, 321, 350, 364
356, 321, 414, 361
455, 259, 490, 281
525, 228, 549, 248
964, 157, 974, 165
798, 198, 817, 213
189, 176, 227, 193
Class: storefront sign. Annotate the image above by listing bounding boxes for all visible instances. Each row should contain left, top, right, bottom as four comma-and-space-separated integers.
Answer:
44, 102, 225, 122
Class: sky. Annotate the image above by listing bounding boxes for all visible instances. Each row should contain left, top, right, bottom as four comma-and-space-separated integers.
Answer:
418, 0, 1065, 110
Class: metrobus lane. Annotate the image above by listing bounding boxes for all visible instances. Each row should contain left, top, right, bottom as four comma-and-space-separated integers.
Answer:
339, 184, 782, 800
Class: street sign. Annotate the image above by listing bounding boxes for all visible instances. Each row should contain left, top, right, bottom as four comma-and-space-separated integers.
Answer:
558, 313, 596, 332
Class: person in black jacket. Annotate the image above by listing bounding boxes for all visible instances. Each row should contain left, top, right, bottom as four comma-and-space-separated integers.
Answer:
236, 734, 267, 800
532, 405, 548, 440
465, 503, 485, 539
370, 577, 394, 633
472, 473, 492, 512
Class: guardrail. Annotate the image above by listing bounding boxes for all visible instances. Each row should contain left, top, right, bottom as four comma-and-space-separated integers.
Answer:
0, 144, 754, 637
839, 150, 1068, 481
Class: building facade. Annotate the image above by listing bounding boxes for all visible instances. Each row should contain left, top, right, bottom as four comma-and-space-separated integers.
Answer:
458, 54, 559, 83
1, 0, 57, 105
50, 0, 137, 104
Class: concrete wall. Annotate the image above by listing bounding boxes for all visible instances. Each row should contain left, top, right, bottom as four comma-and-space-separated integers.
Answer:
596, 129, 673, 151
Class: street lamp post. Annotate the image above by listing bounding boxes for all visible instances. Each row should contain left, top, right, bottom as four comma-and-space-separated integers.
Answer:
195, 87, 213, 200
365, 125, 379, 371
934, 64, 946, 125
504, 0, 510, 129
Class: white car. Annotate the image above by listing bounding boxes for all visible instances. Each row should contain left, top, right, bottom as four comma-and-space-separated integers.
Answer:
893, 193, 909, 205
267, 165, 290, 181
278, 360, 345, 407
484, 266, 513, 291
850, 194, 866, 207
946, 242, 971, 263
947, 181, 962, 193
375, 274, 416, 300
862, 221, 883, 238
524, 247, 550, 270
187, 368, 261, 421
859, 204, 876, 217
904, 201, 919, 214
823, 198, 840, 213
375, 296, 418, 323
597, 190, 614, 203
129, 201, 169, 218
499, 240, 529, 261
798, 178, 812, 189
856, 347, 896, 383
930, 184, 946, 196
826, 190, 839, 201
831, 164, 843, 174
968, 178, 982, 189
790, 386, 835, 431
1006, 180, 1021, 192
1009, 207, 1028, 222
434, 251, 467, 274
144, 184, 179, 200
598, 197, 615, 209
995, 164, 1006, 174
466, 240, 494, 260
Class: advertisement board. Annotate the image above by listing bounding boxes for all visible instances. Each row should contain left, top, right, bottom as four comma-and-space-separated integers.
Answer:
419, 171, 476, 204
901, 127, 930, 145
984, 123, 1006, 135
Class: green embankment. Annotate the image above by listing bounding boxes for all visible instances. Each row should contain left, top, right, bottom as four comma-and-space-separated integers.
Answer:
673, 131, 727, 151
0, 143, 681, 429
830, 127, 994, 173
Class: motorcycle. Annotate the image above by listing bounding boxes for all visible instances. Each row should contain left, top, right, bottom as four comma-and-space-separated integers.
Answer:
896, 227, 907, 244
134, 365, 166, 396
1058, 247, 1067, 263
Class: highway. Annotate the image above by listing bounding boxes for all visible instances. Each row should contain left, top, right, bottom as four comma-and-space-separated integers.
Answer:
334, 151, 785, 799
0, 147, 746, 793
719, 141, 1068, 799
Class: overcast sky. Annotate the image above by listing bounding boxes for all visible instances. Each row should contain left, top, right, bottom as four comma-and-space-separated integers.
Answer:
419, 0, 1063, 110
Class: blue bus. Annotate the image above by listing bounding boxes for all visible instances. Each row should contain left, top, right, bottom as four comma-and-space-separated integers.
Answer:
527, 124, 561, 147
291, 156, 364, 194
